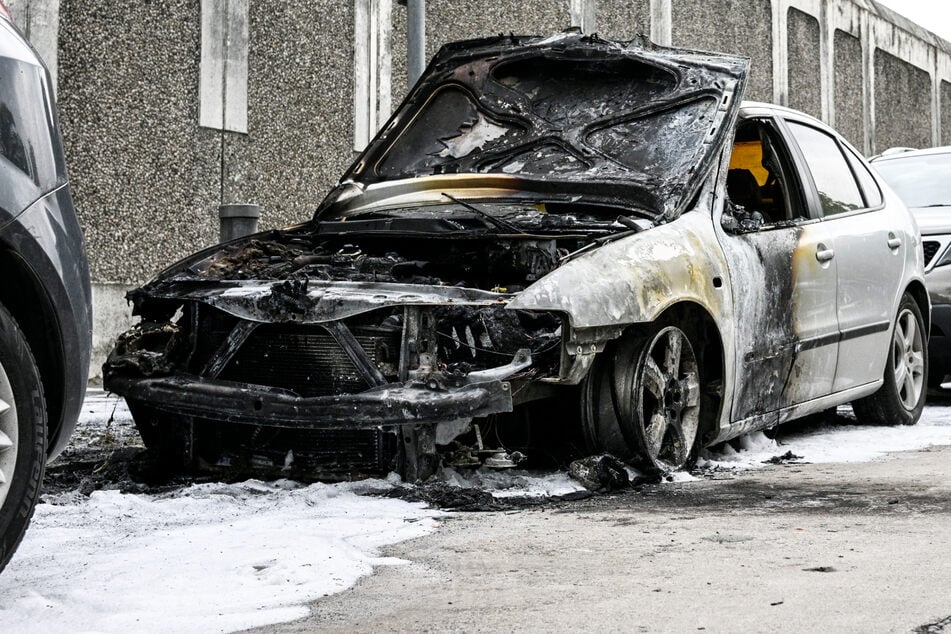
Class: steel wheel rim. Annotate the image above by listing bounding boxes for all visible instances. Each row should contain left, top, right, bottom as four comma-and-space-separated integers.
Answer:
0, 360, 18, 509
634, 326, 701, 470
892, 307, 925, 410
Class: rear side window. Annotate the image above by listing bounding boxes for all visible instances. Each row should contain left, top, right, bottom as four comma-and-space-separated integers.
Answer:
0, 57, 60, 188
787, 121, 865, 217
843, 146, 883, 208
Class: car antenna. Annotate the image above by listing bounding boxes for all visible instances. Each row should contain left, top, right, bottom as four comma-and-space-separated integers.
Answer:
441, 192, 526, 234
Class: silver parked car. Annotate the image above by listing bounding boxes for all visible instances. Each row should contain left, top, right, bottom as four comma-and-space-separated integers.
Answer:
871, 146, 951, 387
104, 33, 927, 481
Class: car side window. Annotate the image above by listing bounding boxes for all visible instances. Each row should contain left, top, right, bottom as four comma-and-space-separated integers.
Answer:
726, 118, 803, 224
842, 146, 884, 208
786, 121, 865, 217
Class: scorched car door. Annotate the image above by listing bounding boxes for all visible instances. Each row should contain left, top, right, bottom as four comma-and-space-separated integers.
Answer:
718, 116, 840, 422
784, 120, 901, 392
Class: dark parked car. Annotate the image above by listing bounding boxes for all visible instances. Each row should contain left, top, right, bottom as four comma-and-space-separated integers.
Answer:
0, 6, 92, 571
871, 146, 951, 387
105, 32, 926, 482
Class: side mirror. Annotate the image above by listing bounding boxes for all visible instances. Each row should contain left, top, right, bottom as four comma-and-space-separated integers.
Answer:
721, 203, 764, 234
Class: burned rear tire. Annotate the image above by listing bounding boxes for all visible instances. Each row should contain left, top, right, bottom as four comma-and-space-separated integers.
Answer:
582, 323, 702, 474
852, 293, 927, 426
0, 305, 47, 573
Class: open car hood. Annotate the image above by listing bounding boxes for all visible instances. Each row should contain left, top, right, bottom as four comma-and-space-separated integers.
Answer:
319, 31, 749, 220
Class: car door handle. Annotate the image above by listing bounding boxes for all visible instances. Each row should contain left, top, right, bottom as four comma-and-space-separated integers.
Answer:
816, 244, 834, 262
887, 232, 902, 249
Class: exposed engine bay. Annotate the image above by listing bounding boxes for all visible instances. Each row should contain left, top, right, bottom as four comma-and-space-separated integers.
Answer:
105, 201, 650, 480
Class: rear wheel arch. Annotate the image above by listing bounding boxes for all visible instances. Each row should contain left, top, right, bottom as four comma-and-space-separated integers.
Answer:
0, 248, 64, 454
852, 292, 926, 425
904, 280, 930, 333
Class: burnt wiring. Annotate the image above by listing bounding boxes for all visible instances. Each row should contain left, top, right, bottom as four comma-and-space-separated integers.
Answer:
435, 330, 561, 358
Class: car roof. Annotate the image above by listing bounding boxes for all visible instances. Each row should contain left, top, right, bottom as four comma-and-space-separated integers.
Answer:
740, 100, 841, 130
870, 145, 951, 162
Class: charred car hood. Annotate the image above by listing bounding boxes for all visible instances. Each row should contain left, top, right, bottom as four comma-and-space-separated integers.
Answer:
320, 31, 749, 220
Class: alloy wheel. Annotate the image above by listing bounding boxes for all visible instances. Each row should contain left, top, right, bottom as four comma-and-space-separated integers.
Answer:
0, 360, 18, 508
893, 307, 925, 410
632, 326, 701, 471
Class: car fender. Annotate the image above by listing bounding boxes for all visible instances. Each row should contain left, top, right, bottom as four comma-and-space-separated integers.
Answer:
508, 209, 732, 331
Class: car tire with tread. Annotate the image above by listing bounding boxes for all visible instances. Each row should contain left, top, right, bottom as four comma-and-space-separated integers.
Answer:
0, 304, 47, 574
852, 293, 927, 426
582, 321, 703, 474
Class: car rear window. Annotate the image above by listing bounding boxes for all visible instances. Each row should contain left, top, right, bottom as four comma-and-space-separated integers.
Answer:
0, 56, 61, 189
873, 153, 951, 208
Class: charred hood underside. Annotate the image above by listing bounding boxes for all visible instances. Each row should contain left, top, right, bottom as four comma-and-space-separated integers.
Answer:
323, 31, 748, 220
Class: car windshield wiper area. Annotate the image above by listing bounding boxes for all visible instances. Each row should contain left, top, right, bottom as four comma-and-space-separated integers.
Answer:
316, 215, 477, 235
441, 192, 528, 234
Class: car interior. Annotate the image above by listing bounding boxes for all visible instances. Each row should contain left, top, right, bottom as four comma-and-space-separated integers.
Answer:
727, 120, 799, 223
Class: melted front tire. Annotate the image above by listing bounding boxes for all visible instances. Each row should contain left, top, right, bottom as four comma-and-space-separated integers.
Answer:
852, 293, 927, 426
0, 305, 47, 573
582, 324, 702, 474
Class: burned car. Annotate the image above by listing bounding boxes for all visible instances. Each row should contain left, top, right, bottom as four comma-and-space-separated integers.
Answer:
104, 32, 928, 481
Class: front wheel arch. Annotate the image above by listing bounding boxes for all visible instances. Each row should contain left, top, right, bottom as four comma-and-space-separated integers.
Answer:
579, 303, 725, 472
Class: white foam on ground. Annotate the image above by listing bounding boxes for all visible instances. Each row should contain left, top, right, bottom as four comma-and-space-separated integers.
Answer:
0, 479, 440, 634
699, 404, 951, 470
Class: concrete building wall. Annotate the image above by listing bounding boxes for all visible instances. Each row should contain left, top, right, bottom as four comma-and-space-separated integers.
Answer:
787, 8, 822, 118
12, 0, 951, 378
943, 80, 951, 146
874, 48, 933, 150
833, 28, 864, 148
671, 0, 774, 102
224, 2, 355, 232
57, 1, 221, 285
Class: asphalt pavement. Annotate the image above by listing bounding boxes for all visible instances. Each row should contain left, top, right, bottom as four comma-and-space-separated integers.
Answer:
255, 441, 951, 633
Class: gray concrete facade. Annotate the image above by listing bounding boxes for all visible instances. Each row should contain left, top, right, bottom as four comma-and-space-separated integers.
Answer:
9, 0, 949, 378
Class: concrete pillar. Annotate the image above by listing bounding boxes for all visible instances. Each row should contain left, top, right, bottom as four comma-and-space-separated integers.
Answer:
5, 0, 60, 89
199, 0, 249, 134
861, 10, 874, 155
354, 0, 393, 151
569, 0, 597, 35
820, 0, 834, 125
771, 0, 789, 106
218, 204, 260, 242
405, 0, 425, 86
649, 0, 671, 46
